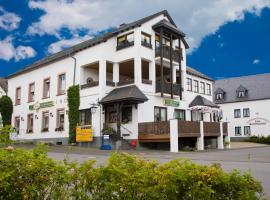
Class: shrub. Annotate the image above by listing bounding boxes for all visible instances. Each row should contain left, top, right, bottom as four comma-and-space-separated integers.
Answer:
0, 95, 13, 126
0, 125, 14, 147
67, 85, 80, 143
246, 136, 270, 145
0, 147, 264, 200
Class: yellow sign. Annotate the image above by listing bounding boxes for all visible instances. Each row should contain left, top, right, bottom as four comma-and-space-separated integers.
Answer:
76, 125, 93, 142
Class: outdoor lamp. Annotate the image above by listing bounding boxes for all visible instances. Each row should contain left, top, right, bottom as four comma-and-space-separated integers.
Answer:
50, 112, 53, 117
90, 105, 98, 114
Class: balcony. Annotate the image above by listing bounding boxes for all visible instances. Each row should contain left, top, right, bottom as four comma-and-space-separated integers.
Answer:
81, 81, 99, 89
155, 45, 180, 63
116, 41, 134, 51
155, 80, 181, 96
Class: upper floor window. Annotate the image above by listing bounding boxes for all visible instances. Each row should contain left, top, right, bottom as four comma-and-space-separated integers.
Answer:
215, 93, 223, 100
200, 82, 205, 94
28, 83, 35, 102
234, 109, 241, 118
194, 80, 199, 93
15, 87, 21, 105
117, 32, 134, 50
27, 113, 34, 133
243, 108, 250, 117
141, 32, 152, 48
43, 78, 50, 98
206, 83, 211, 95
187, 78, 192, 91
154, 106, 167, 122
58, 73, 66, 95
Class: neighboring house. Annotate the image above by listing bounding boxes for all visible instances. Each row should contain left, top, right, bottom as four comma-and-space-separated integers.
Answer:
7, 10, 224, 148
214, 73, 270, 140
0, 78, 7, 97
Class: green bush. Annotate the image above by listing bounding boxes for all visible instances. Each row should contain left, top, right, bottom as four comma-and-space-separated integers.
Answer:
67, 85, 80, 143
0, 95, 13, 126
246, 136, 270, 145
0, 125, 14, 147
0, 146, 264, 200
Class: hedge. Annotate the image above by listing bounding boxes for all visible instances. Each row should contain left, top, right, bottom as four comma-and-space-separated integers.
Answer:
0, 146, 264, 200
246, 136, 270, 145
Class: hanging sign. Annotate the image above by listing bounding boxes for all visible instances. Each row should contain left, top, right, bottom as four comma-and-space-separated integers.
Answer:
163, 99, 179, 107
29, 101, 54, 111
76, 125, 93, 142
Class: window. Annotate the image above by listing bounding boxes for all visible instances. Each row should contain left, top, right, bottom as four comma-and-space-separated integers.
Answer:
15, 87, 21, 105
206, 84, 211, 95
27, 114, 34, 133
235, 126, 241, 136
58, 73, 66, 95
243, 108, 250, 117
194, 80, 199, 93
117, 32, 134, 50
14, 116, 20, 134
216, 93, 223, 100
244, 126, 251, 136
191, 110, 204, 121
79, 109, 92, 126
155, 34, 170, 48
43, 78, 50, 98
237, 91, 246, 98
42, 111, 49, 132
200, 82, 205, 94
174, 109, 186, 120
141, 32, 152, 48
234, 109, 241, 118
56, 109, 65, 131
122, 106, 132, 123
154, 107, 167, 121
187, 78, 192, 91
28, 83, 35, 102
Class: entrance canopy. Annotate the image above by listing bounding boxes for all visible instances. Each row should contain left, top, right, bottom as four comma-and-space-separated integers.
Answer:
189, 95, 219, 110
99, 85, 148, 105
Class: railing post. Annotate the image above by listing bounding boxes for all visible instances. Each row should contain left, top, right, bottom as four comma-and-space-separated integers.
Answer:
217, 122, 224, 149
224, 123, 231, 149
197, 121, 204, 150
170, 119, 178, 152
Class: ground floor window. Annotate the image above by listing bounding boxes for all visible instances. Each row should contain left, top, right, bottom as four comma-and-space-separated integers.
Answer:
154, 106, 167, 121
235, 126, 241, 136
79, 109, 92, 126
244, 126, 251, 136
121, 106, 132, 123
14, 116, 20, 133
174, 109, 185, 120
27, 114, 34, 133
56, 109, 65, 131
42, 111, 49, 132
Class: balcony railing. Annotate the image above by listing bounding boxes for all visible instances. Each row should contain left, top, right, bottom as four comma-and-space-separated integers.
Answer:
155, 45, 180, 62
116, 41, 134, 51
156, 80, 181, 96
80, 81, 99, 89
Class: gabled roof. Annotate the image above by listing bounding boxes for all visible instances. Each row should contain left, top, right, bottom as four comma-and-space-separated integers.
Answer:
0, 78, 8, 93
7, 10, 188, 79
213, 73, 270, 103
152, 19, 185, 37
186, 66, 214, 81
189, 95, 219, 108
99, 85, 148, 105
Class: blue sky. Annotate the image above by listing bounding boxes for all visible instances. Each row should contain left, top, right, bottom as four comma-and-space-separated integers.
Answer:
0, 0, 270, 79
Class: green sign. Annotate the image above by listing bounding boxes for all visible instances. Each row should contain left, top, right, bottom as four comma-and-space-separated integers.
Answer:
29, 101, 54, 111
163, 99, 179, 107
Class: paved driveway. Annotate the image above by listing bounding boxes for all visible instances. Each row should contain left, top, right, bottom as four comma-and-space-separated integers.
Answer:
17, 144, 270, 197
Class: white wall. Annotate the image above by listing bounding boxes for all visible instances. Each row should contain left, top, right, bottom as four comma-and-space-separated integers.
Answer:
220, 99, 270, 137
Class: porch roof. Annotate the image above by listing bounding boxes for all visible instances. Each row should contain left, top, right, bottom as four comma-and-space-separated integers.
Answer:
189, 95, 219, 108
99, 85, 148, 105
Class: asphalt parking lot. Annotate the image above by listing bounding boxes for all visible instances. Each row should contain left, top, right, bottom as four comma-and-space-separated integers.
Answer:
17, 144, 270, 198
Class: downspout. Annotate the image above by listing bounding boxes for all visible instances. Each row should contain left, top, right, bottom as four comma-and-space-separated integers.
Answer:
69, 52, 77, 85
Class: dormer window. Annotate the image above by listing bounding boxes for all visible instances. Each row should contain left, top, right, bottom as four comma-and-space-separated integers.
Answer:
237, 91, 246, 98
216, 93, 223, 100
236, 85, 247, 98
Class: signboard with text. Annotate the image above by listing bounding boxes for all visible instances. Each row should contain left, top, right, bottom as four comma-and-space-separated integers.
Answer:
76, 125, 93, 142
29, 101, 54, 111
163, 99, 180, 107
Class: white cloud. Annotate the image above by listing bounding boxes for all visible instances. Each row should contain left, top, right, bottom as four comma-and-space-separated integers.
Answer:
0, 37, 36, 61
0, 7, 21, 31
48, 35, 92, 54
27, 0, 270, 51
253, 59, 260, 64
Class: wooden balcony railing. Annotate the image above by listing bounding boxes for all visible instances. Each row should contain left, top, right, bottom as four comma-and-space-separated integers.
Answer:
155, 45, 180, 62
178, 121, 200, 137
138, 121, 170, 135
156, 80, 181, 96
204, 122, 220, 137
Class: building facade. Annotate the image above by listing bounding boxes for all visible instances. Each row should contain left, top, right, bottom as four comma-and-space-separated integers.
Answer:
7, 10, 223, 148
214, 74, 270, 140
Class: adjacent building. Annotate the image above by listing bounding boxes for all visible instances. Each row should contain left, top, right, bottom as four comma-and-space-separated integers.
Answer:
0, 78, 7, 97
7, 10, 224, 148
214, 73, 270, 140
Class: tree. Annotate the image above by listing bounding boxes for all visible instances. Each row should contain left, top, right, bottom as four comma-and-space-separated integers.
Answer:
0, 95, 13, 126
67, 85, 80, 143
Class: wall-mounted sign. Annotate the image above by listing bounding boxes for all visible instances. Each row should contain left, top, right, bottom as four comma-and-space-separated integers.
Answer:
163, 99, 179, 107
247, 117, 270, 125
76, 125, 93, 142
29, 101, 54, 111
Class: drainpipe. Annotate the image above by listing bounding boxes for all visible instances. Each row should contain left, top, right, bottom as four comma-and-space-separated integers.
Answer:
69, 52, 77, 85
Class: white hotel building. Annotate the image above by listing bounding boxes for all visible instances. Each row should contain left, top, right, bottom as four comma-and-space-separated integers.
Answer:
214, 74, 270, 140
7, 10, 227, 149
